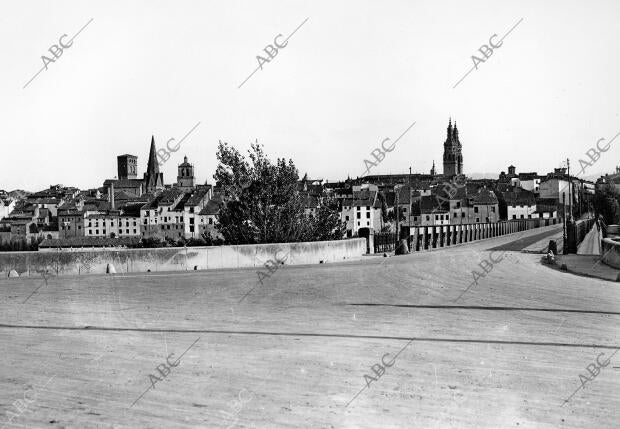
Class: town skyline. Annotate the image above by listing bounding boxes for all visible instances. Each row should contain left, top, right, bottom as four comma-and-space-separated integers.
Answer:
1, 123, 613, 193
3, 0, 620, 190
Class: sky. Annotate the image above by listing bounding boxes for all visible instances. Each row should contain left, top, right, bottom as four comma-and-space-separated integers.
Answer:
1, 0, 619, 191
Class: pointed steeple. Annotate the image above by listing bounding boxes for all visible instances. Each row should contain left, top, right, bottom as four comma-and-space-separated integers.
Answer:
147, 136, 159, 175
144, 135, 163, 191
453, 121, 459, 141
447, 118, 453, 140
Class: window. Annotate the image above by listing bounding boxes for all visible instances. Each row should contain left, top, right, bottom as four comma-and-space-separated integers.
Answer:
96, 229, 99, 234
426, 215, 430, 221
133, 229, 136, 234
145, 211, 149, 216
126, 221, 129, 227
366, 221, 369, 226
474, 207, 479, 213
357, 222, 360, 226
356, 207, 360, 211
357, 213, 361, 219
78, 226, 81, 230
111, 221, 114, 226
103, 230, 106, 235
485, 217, 489, 222
126, 229, 129, 234
491, 207, 495, 213
209, 218, 213, 225
520, 215, 524, 219
435, 215, 439, 220
366, 212, 370, 219
475, 218, 479, 223
345, 216, 349, 221
512, 215, 517, 219
89, 230, 92, 235
462, 213, 465, 217
453, 212, 457, 218
68, 226, 71, 230
190, 225, 194, 232
144, 219, 148, 225
190, 218, 194, 224
366, 206, 370, 210
133, 221, 136, 226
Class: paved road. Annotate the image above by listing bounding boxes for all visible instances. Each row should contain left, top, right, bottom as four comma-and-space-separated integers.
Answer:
0, 225, 619, 428
488, 225, 564, 252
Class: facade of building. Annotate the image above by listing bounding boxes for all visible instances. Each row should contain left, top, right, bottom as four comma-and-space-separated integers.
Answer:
501, 188, 537, 220
340, 189, 382, 237
84, 211, 141, 238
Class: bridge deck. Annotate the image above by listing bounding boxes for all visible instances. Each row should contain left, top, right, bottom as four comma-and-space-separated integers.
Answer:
0, 225, 618, 428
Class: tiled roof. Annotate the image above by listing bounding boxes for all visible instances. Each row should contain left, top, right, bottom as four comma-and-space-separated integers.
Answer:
351, 190, 379, 207
501, 189, 536, 206
418, 195, 448, 213
104, 179, 144, 187
472, 189, 498, 205
184, 186, 211, 207
518, 172, 540, 180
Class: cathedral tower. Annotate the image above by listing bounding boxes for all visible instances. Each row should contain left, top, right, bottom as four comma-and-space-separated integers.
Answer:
442, 119, 463, 177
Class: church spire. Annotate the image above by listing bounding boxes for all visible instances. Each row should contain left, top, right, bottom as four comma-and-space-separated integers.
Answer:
147, 136, 159, 175
144, 135, 163, 191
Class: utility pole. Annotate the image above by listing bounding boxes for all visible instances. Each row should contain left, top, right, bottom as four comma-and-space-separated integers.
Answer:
395, 184, 399, 250
562, 193, 566, 252
408, 167, 412, 248
567, 158, 573, 222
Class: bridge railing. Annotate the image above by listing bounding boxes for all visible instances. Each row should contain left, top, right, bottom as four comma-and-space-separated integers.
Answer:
565, 217, 596, 254
379, 218, 558, 253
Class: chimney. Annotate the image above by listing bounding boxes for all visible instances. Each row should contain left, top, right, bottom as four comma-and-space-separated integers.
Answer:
110, 183, 115, 210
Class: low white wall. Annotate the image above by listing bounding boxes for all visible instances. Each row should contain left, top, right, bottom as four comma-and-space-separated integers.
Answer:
0, 238, 366, 277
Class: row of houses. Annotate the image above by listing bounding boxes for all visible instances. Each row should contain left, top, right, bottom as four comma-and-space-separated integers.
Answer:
0, 162, 606, 248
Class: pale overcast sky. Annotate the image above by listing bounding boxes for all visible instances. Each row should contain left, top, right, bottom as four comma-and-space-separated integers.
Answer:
1, 0, 619, 191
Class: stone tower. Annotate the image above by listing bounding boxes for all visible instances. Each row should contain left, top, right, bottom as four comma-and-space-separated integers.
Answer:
117, 154, 138, 180
443, 119, 463, 177
143, 136, 164, 192
177, 156, 195, 190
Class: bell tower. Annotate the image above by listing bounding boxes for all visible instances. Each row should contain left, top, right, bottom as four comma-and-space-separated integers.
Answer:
177, 156, 195, 190
442, 119, 463, 177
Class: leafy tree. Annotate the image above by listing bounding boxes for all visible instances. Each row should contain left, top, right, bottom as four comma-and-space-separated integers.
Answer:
305, 196, 347, 241
377, 192, 388, 222
593, 184, 620, 225
214, 141, 345, 244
